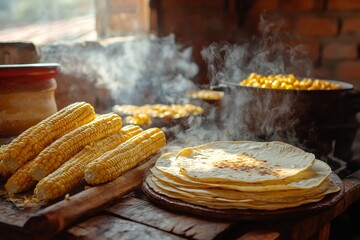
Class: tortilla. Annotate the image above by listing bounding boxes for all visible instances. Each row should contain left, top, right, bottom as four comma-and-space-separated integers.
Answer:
145, 141, 340, 211
176, 141, 315, 183
155, 152, 330, 191
150, 175, 338, 203
146, 176, 339, 210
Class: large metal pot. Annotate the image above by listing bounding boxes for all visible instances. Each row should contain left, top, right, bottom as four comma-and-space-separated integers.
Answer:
213, 80, 359, 160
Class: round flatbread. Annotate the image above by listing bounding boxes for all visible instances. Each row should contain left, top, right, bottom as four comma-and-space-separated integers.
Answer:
155, 152, 329, 191
145, 176, 339, 210
151, 175, 336, 203
176, 141, 315, 183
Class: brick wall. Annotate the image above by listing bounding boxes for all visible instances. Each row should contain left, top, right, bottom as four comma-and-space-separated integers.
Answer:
151, 0, 360, 90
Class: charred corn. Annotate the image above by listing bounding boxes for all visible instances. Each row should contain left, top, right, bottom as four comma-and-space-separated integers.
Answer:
5, 161, 37, 195
85, 127, 166, 185
1, 102, 96, 175
29, 113, 122, 181
34, 125, 143, 201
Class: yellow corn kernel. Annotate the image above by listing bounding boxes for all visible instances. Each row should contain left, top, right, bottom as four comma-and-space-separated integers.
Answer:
34, 125, 143, 201
125, 114, 152, 126
85, 127, 166, 185
187, 89, 223, 101
0, 160, 10, 178
64, 194, 70, 200
29, 113, 122, 181
113, 104, 204, 120
239, 73, 341, 90
5, 161, 37, 195
1, 102, 96, 175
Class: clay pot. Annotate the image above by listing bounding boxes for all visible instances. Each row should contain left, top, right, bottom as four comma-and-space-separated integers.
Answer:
0, 63, 60, 137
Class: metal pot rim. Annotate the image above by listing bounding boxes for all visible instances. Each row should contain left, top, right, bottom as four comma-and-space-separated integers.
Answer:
218, 79, 353, 92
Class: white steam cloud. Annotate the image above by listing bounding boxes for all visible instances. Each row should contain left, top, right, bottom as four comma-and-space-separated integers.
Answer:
200, 15, 316, 149
38, 19, 317, 152
39, 34, 199, 105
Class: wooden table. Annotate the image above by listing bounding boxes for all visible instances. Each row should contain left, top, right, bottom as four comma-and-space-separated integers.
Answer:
1, 161, 359, 240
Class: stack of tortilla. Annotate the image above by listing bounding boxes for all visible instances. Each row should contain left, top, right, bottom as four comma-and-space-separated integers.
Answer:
145, 141, 340, 210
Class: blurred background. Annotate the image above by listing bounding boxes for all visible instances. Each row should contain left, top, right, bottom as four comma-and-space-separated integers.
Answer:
1, 0, 360, 94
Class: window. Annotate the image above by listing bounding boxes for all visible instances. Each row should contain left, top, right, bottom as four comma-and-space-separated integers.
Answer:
0, 0, 150, 45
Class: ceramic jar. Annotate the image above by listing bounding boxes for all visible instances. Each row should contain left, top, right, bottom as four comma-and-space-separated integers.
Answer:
0, 63, 59, 137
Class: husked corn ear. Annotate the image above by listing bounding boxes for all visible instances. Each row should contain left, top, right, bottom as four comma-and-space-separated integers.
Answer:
5, 161, 37, 195
1, 102, 96, 175
0, 160, 10, 178
34, 125, 143, 201
85, 127, 166, 185
29, 113, 122, 181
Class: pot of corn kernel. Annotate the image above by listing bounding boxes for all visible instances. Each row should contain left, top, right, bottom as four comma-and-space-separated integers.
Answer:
0, 63, 59, 137
214, 73, 359, 158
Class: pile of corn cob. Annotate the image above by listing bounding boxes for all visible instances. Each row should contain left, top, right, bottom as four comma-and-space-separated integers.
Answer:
0, 102, 166, 202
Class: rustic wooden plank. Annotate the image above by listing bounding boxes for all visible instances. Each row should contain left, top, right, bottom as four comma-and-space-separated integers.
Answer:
22, 155, 159, 240
61, 214, 185, 240
106, 196, 231, 240
289, 169, 360, 240
0, 195, 35, 228
236, 231, 280, 240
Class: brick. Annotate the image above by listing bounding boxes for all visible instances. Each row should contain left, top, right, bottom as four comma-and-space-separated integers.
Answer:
161, 0, 224, 9
242, 0, 279, 35
342, 18, 360, 36
313, 68, 334, 80
323, 42, 357, 60
188, 13, 211, 35
337, 62, 360, 86
249, 0, 279, 13
207, 14, 238, 37
161, 11, 189, 34
283, 39, 320, 61
281, 0, 325, 11
295, 17, 338, 36
328, 0, 360, 10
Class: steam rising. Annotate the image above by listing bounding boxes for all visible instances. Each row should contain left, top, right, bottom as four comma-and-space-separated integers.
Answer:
39, 34, 199, 105
200, 15, 316, 149
38, 18, 317, 151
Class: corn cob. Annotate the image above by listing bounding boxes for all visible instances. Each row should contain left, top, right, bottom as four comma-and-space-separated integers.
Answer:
29, 113, 122, 181
85, 127, 166, 185
1, 102, 96, 175
34, 125, 143, 201
0, 160, 10, 178
5, 161, 37, 195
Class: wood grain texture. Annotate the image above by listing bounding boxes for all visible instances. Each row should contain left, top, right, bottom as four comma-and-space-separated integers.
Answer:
22, 154, 159, 240
0, 196, 33, 228
107, 196, 231, 240
289, 169, 360, 240
63, 214, 185, 240
236, 231, 280, 240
